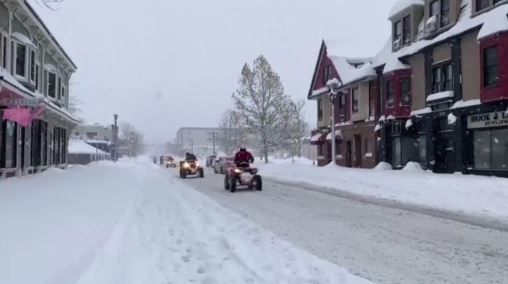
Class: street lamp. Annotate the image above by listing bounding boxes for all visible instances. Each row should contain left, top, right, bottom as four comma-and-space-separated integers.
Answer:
112, 114, 119, 162
326, 78, 341, 166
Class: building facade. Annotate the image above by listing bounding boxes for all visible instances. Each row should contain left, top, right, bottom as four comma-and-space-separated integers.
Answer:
0, 0, 79, 178
72, 123, 112, 142
309, 0, 508, 177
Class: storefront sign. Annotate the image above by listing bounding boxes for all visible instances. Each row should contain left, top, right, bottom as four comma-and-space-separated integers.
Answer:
467, 111, 508, 129
0, 98, 40, 107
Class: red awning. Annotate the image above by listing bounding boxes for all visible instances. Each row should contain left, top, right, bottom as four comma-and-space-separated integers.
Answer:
310, 133, 325, 145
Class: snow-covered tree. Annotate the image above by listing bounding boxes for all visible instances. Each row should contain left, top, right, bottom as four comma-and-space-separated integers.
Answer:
119, 122, 144, 157
285, 99, 308, 159
232, 55, 292, 163
217, 109, 246, 155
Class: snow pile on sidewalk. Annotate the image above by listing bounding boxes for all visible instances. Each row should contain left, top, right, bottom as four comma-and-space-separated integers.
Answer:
257, 161, 508, 221
0, 159, 371, 284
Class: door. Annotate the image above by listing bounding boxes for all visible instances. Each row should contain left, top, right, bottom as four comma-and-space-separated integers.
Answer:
345, 141, 352, 167
353, 135, 362, 168
433, 117, 456, 173
20, 127, 25, 170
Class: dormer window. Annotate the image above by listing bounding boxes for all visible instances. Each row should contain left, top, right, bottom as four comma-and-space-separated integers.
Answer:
476, 0, 490, 11
441, 0, 450, 26
426, 0, 451, 34
0, 32, 6, 69
394, 20, 403, 49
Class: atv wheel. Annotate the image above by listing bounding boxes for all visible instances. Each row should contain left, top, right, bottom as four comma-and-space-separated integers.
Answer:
199, 168, 204, 178
182, 171, 187, 179
224, 175, 230, 190
254, 175, 262, 191
230, 176, 237, 193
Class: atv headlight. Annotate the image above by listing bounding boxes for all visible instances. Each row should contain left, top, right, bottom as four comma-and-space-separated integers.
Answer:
234, 168, 242, 174
183, 162, 190, 168
195, 162, 200, 167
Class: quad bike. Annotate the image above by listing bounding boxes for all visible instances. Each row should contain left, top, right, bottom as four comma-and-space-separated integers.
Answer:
224, 164, 262, 193
179, 160, 204, 179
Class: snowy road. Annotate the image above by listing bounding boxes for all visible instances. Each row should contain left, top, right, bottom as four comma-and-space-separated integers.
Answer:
0, 160, 369, 284
181, 168, 508, 284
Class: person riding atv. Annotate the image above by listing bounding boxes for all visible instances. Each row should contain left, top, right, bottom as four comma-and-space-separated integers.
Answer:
234, 148, 254, 167
179, 152, 204, 178
224, 148, 261, 192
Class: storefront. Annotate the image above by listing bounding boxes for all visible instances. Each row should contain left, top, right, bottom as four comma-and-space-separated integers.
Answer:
464, 107, 508, 177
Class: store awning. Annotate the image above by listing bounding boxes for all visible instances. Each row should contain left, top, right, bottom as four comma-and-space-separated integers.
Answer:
326, 130, 343, 141
310, 133, 325, 145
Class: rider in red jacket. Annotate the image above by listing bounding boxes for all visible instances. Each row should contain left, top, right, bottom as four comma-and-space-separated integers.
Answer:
234, 148, 254, 167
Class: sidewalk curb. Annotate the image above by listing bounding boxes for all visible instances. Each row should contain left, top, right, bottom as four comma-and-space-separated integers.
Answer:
266, 177, 508, 232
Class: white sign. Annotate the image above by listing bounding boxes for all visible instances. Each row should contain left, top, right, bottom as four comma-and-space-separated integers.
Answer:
0, 98, 40, 107
467, 111, 508, 129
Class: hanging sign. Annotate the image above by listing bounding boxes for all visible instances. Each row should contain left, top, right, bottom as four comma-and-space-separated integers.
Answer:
467, 111, 508, 129
0, 98, 41, 107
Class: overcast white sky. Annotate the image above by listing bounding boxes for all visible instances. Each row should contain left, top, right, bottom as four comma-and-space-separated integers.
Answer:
33, 0, 397, 143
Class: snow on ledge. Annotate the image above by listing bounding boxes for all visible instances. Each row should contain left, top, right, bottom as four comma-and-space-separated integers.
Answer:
389, 0, 424, 19
411, 107, 432, 116
451, 99, 481, 109
478, 7, 508, 40
426, 91, 454, 102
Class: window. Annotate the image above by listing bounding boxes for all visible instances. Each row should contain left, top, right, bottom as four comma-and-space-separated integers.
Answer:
57, 77, 62, 100
402, 16, 411, 44
339, 94, 346, 112
432, 63, 453, 93
476, 0, 490, 11
400, 77, 411, 106
386, 80, 395, 108
0, 32, 6, 69
323, 65, 332, 84
484, 47, 498, 87
430, 0, 440, 17
317, 99, 323, 121
30, 50, 36, 84
393, 20, 403, 48
2, 121, 17, 169
61, 86, 67, 106
47, 71, 57, 98
441, 0, 450, 26
15, 44, 27, 77
474, 129, 508, 169
351, 87, 359, 113
365, 139, 374, 155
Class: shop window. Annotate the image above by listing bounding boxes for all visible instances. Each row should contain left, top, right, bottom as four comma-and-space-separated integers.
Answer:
483, 46, 498, 87
392, 137, 402, 167
418, 135, 427, 167
352, 87, 359, 113
400, 77, 411, 106
365, 139, 374, 155
2, 121, 17, 169
432, 63, 453, 93
474, 129, 508, 169
386, 80, 395, 108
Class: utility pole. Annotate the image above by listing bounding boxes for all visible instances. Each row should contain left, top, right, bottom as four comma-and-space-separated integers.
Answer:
112, 114, 119, 162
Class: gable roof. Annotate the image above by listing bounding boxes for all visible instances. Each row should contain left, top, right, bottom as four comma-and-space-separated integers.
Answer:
307, 40, 327, 100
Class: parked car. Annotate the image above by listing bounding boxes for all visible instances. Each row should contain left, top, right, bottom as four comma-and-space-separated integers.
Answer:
206, 155, 217, 168
213, 157, 235, 174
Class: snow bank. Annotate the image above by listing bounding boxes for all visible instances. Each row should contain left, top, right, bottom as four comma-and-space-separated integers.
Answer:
374, 162, 393, 171
258, 163, 508, 221
69, 139, 107, 154
0, 160, 369, 284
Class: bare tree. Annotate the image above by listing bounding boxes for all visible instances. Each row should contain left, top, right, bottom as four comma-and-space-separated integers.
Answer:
286, 99, 308, 159
232, 55, 292, 163
217, 109, 246, 155
119, 122, 144, 157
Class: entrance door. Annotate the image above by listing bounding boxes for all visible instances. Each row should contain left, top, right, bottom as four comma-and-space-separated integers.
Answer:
20, 127, 25, 170
345, 141, 352, 167
353, 135, 362, 168
433, 117, 457, 173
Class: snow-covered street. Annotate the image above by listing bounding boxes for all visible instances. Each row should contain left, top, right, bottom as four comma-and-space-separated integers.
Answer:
183, 166, 508, 284
0, 159, 370, 284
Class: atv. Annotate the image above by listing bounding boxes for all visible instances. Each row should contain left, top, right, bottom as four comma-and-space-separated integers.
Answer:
224, 165, 262, 193
179, 160, 204, 179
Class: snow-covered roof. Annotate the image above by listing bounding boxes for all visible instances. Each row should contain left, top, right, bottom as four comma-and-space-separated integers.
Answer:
383, 55, 411, 74
426, 91, 454, 102
68, 139, 108, 155
328, 55, 377, 87
389, 0, 424, 19
393, 0, 508, 59
478, 7, 508, 39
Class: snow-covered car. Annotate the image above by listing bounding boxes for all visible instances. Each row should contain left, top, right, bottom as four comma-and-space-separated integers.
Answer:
224, 164, 262, 193
179, 160, 204, 178
213, 157, 234, 174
